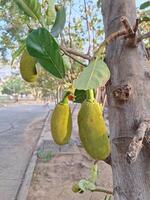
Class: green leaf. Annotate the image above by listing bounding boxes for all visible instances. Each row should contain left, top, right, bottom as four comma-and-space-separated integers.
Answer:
46, 0, 56, 25
74, 89, 96, 103
11, 42, 26, 65
51, 6, 66, 37
15, 0, 41, 19
74, 89, 86, 103
26, 28, 65, 79
74, 59, 110, 90
140, 1, 150, 9
79, 179, 96, 192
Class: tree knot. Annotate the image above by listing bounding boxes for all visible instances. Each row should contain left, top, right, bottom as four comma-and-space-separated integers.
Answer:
113, 84, 132, 102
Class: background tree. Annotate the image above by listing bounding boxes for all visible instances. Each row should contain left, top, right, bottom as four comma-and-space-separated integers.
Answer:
1, 76, 29, 95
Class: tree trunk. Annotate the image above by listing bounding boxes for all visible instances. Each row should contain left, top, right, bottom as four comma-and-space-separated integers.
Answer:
102, 0, 150, 199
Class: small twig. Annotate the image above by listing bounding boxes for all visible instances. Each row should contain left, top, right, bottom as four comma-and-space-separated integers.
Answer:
126, 120, 150, 164
60, 47, 87, 67
102, 94, 107, 110
95, 30, 127, 57
91, 188, 113, 195
105, 30, 127, 44
137, 32, 150, 42
133, 19, 139, 33
68, 0, 72, 48
83, 0, 92, 54
120, 16, 134, 35
61, 46, 92, 60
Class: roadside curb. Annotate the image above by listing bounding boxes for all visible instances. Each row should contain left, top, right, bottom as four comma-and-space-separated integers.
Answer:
16, 108, 51, 200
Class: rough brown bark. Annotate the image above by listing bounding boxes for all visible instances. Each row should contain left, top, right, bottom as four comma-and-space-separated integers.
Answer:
102, 0, 150, 199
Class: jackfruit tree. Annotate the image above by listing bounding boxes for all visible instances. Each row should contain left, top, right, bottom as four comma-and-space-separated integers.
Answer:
2, 0, 150, 199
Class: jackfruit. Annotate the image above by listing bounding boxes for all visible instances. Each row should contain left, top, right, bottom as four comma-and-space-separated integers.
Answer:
78, 99, 110, 160
51, 102, 72, 145
20, 50, 37, 82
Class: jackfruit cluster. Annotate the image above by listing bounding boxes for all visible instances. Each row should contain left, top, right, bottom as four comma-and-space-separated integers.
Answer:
50, 89, 110, 161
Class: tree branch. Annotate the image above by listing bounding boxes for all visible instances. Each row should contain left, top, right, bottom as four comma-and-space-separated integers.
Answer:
83, 0, 92, 54
95, 30, 127, 57
68, 0, 72, 48
61, 46, 92, 60
60, 46, 87, 67
120, 16, 134, 35
133, 19, 139, 33
126, 120, 150, 164
137, 32, 150, 42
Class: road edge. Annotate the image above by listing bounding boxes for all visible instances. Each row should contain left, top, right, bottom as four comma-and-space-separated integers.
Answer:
16, 108, 51, 200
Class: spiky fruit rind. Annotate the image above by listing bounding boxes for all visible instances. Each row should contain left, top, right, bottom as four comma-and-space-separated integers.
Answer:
51, 103, 72, 145
78, 100, 110, 160
20, 50, 37, 82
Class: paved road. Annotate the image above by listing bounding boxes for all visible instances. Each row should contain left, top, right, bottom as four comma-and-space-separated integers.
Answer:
0, 104, 50, 200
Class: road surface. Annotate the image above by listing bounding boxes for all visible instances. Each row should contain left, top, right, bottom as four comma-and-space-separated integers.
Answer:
0, 104, 50, 200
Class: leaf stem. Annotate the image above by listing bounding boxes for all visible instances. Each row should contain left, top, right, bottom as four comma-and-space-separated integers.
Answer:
60, 91, 71, 104
60, 47, 87, 67
91, 188, 113, 195
86, 89, 94, 101
61, 46, 92, 60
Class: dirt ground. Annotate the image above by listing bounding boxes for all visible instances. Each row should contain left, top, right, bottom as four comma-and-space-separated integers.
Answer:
27, 106, 113, 200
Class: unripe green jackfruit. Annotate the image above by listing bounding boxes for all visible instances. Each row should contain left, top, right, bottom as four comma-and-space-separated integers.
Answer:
20, 50, 37, 82
51, 102, 72, 145
78, 100, 110, 160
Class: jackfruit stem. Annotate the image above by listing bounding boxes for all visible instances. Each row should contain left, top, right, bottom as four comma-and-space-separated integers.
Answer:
60, 91, 71, 104
86, 89, 94, 101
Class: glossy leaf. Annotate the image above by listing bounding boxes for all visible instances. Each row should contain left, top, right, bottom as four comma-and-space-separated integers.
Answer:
51, 6, 66, 37
26, 28, 65, 79
46, 0, 56, 25
74, 89, 86, 103
15, 0, 41, 19
74, 89, 96, 103
140, 1, 150, 9
74, 59, 110, 90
